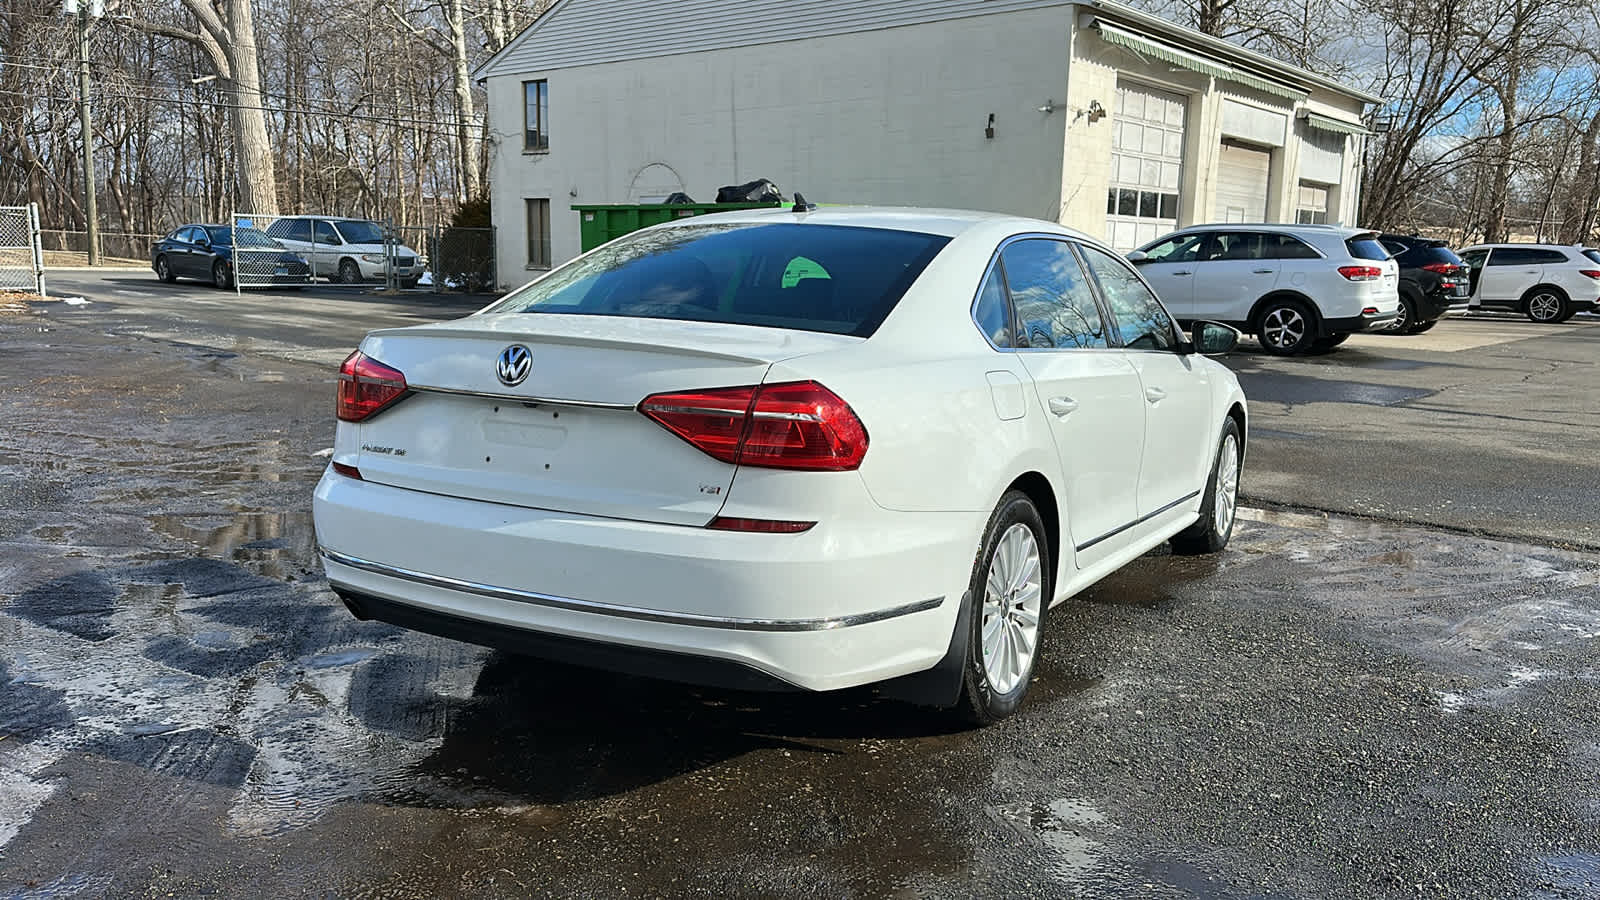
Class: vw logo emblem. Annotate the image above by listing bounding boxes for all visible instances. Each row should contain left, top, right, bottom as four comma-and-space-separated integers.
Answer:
495, 344, 532, 386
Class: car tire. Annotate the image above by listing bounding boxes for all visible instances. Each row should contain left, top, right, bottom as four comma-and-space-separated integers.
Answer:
212, 260, 232, 290
338, 259, 363, 284
1386, 295, 1415, 333
953, 490, 1051, 727
1170, 418, 1243, 556
1410, 319, 1440, 334
155, 256, 176, 284
1255, 298, 1317, 355
1524, 287, 1568, 323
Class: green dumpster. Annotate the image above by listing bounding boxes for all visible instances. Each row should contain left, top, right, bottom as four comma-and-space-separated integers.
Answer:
572, 202, 782, 253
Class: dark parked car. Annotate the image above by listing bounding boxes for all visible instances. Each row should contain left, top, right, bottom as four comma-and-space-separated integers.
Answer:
1376, 234, 1470, 334
151, 224, 311, 290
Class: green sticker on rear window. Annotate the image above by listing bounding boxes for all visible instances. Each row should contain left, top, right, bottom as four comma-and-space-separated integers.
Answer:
781, 256, 831, 288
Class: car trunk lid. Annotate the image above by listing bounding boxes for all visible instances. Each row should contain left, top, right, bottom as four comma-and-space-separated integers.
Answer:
349, 314, 859, 526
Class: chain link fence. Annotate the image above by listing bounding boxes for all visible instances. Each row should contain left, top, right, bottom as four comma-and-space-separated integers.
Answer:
1, 204, 46, 295
426, 226, 496, 293
230, 214, 313, 291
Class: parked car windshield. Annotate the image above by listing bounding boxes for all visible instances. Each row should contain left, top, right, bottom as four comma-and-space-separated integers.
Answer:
483, 223, 951, 337
205, 226, 281, 248
334, 221, 385, 245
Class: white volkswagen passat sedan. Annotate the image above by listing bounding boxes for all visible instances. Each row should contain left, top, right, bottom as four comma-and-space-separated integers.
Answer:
314, 207, 1248, 724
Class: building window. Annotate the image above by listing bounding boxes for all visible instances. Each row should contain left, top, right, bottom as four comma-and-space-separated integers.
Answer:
1296, 182, 1330, 225
526, 199, 551, 268
523, 80, 549, 151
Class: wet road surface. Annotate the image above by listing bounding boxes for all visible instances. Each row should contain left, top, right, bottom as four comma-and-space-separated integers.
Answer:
3, 294, 1600, 897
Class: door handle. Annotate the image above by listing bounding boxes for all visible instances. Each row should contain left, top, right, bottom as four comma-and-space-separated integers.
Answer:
1145, 387, 1167, 404
1048, 396, 1079, 417
1253, 268, 1273, 274
1172, 270, 1192, 276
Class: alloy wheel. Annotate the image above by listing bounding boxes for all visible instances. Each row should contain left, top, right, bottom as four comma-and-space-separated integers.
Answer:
1261, 307, 1307, 350
981, 522, 1043, 695
1389, 299, 1409, 332
1214, 433, 1240, 535
1528, 293, 1562, 322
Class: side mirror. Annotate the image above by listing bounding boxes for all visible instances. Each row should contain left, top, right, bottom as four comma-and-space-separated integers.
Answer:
195, 236, 210, 248
1190, 320, 1240, 355
1126, 250, 1149, 264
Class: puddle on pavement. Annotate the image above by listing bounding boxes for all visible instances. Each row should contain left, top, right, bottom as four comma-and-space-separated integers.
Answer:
147, 510, 315, 580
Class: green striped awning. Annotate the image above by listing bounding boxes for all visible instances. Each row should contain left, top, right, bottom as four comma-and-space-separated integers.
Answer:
1302, 111, 1369, 135
1093, 21, 1307, 100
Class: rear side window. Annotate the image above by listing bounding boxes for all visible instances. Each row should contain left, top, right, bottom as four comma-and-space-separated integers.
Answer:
973, 267, 1013, 348
1531, 249, 1570, 264
1345, 236, 1390, 261
1000, 239, 1108, 350
1585, 249, 1600, 265
1488, 248, 1550, 266
485, 223, 950, 337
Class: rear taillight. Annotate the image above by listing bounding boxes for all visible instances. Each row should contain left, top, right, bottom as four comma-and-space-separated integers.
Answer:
639, 380, 869, 471
1420, 262, 1465, 276
331, 462, 363, 480
1338, 265, 1384, 281
337, 350, 408, 422
1580, 269, 1600, 280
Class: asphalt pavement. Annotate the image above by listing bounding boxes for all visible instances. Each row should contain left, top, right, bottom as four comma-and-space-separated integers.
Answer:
1, 274, 1598, 897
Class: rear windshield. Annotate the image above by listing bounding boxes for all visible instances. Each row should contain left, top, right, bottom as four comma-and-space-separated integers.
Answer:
484, 223, 951, 337
1346, 236, 1391, 261
1399, 244, 1464, 266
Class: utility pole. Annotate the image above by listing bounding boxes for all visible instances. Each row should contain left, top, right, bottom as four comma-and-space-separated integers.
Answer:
72, 0, 101, 265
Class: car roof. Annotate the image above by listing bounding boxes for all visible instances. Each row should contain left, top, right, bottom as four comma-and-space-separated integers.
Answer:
1172, 223, 1375, 238
663, 205, 1098, 242
1458, 243, 1579, 251
273, 215, 373, 222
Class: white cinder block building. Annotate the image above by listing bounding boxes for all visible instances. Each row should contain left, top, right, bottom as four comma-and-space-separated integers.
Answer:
474, 0, 1379, 281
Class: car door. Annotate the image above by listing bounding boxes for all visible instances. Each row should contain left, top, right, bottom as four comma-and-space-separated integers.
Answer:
1078, 243, 1215, 526
1459, 248, 1488, 304
312, 219, 343, 278
998, 237, 1146, 568
1478, 248, 1539, 304
173, 227, 205, 277
1131, 232, 1204, 320
1191, 231, 1279, 322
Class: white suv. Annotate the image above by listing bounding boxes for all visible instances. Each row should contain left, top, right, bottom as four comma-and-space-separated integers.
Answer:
264, 216, 424, 287
1129, 225, 1400, 355
1456, 244, 1600, 323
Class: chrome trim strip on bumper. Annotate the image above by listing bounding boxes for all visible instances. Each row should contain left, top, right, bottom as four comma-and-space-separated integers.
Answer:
318, 547, 944, 632
406, 383, 636, 410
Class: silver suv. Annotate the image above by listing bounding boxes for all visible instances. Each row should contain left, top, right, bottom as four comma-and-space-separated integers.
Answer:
264, 216, 423, 287
1129, 224, 1400, 355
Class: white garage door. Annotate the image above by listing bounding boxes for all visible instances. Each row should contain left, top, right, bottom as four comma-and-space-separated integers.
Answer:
1106, 82, 1186, 251
1214, 141, 1271, 223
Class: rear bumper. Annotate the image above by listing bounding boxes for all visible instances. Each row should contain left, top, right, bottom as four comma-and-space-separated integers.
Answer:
1419, 287, 1469, 320
312, 471, 972, 692
1323, 308, 1397, 334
